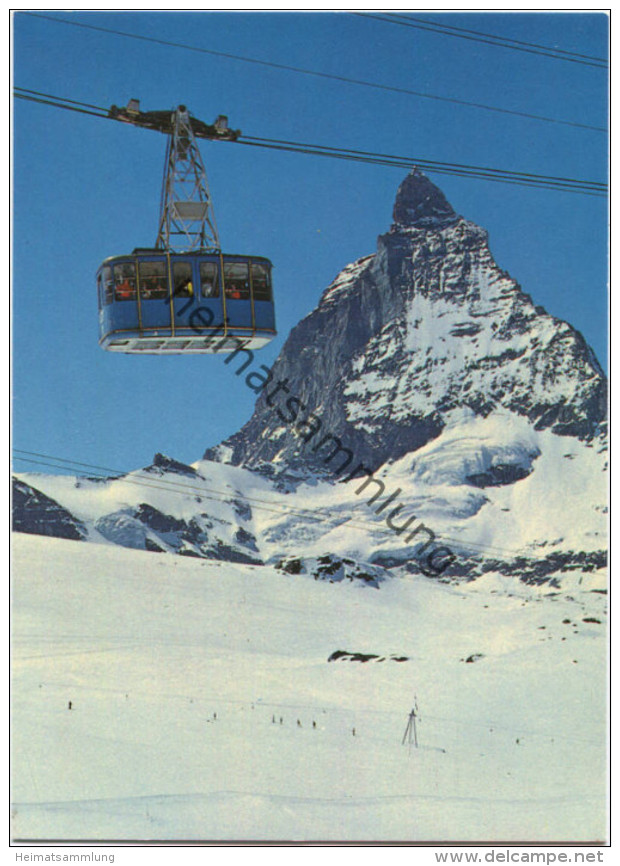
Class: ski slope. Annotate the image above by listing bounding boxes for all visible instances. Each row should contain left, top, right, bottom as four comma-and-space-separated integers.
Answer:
11, 533, 607, 842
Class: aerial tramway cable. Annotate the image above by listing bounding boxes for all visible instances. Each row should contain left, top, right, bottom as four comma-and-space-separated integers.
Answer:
384, 12, 607, 63
19, 12, 606, 132
13, 88, 607, 197
354, 12, 608, 69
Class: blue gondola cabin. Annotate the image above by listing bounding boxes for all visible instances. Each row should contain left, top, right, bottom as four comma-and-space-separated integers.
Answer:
97, 249, 276, 353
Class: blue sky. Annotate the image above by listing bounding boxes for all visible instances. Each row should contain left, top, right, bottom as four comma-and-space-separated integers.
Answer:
12, 10, 608, 476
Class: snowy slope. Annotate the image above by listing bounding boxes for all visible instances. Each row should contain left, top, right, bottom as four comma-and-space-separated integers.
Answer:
12, 534, 607, 842
13, 401, 606, 582
13, 454, 279, 564
234, 408, 607, 573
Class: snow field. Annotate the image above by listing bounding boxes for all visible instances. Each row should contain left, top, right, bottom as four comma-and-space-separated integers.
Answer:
12, 534, 607, 841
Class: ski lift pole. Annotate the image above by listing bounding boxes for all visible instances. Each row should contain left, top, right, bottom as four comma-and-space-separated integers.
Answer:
402, 702, 419, 749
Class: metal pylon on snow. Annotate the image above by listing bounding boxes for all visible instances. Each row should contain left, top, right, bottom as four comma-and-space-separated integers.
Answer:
402, 697, 419, 749
156, 105, 221, 253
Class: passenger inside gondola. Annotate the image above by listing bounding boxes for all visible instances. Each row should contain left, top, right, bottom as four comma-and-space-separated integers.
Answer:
173, 262, 193, 298
114, 264, 136, 301
142, 277, 167, 299
200, 261, 219, 297
139, 261, 168, 299
224, 261, 250, 300
177, 277, 193, 297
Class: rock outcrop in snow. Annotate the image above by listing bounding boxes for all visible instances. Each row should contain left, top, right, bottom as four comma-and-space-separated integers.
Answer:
275, 554, 387, 588
12, 478, 87, 541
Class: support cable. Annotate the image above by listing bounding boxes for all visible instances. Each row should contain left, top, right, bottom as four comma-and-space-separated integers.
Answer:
14, 88, 606, 197
354, 12, 608, 69
19, 12, 606, 132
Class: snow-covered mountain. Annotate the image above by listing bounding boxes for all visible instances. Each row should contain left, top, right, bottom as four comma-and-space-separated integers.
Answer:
208, 169, 606, 475
12, 170, 607, 583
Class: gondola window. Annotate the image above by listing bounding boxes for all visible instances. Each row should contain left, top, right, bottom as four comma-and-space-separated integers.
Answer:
114, 263, 136, 302
200, 262, 220, 298
173, 262, 193, 298
224, 262, 250, 300
139, 261, 168, 300
251, 262, 272, 302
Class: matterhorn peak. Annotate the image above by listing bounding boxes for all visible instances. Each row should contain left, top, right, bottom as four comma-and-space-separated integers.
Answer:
206, 170, 606, 477
392, 167, 459, 229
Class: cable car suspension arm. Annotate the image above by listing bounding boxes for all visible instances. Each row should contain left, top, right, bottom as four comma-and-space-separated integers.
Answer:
108, 98, 240, 142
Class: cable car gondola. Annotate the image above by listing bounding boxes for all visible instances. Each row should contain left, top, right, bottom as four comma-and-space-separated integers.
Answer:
97, 102, 276, 354
98, 250, 275, 353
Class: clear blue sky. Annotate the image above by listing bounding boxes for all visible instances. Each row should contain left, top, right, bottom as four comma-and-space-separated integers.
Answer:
12, 10, 608, 476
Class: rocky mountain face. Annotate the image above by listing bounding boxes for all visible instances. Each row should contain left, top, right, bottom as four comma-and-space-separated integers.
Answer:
207, 169, 606, 479
12, 478, 87, 541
